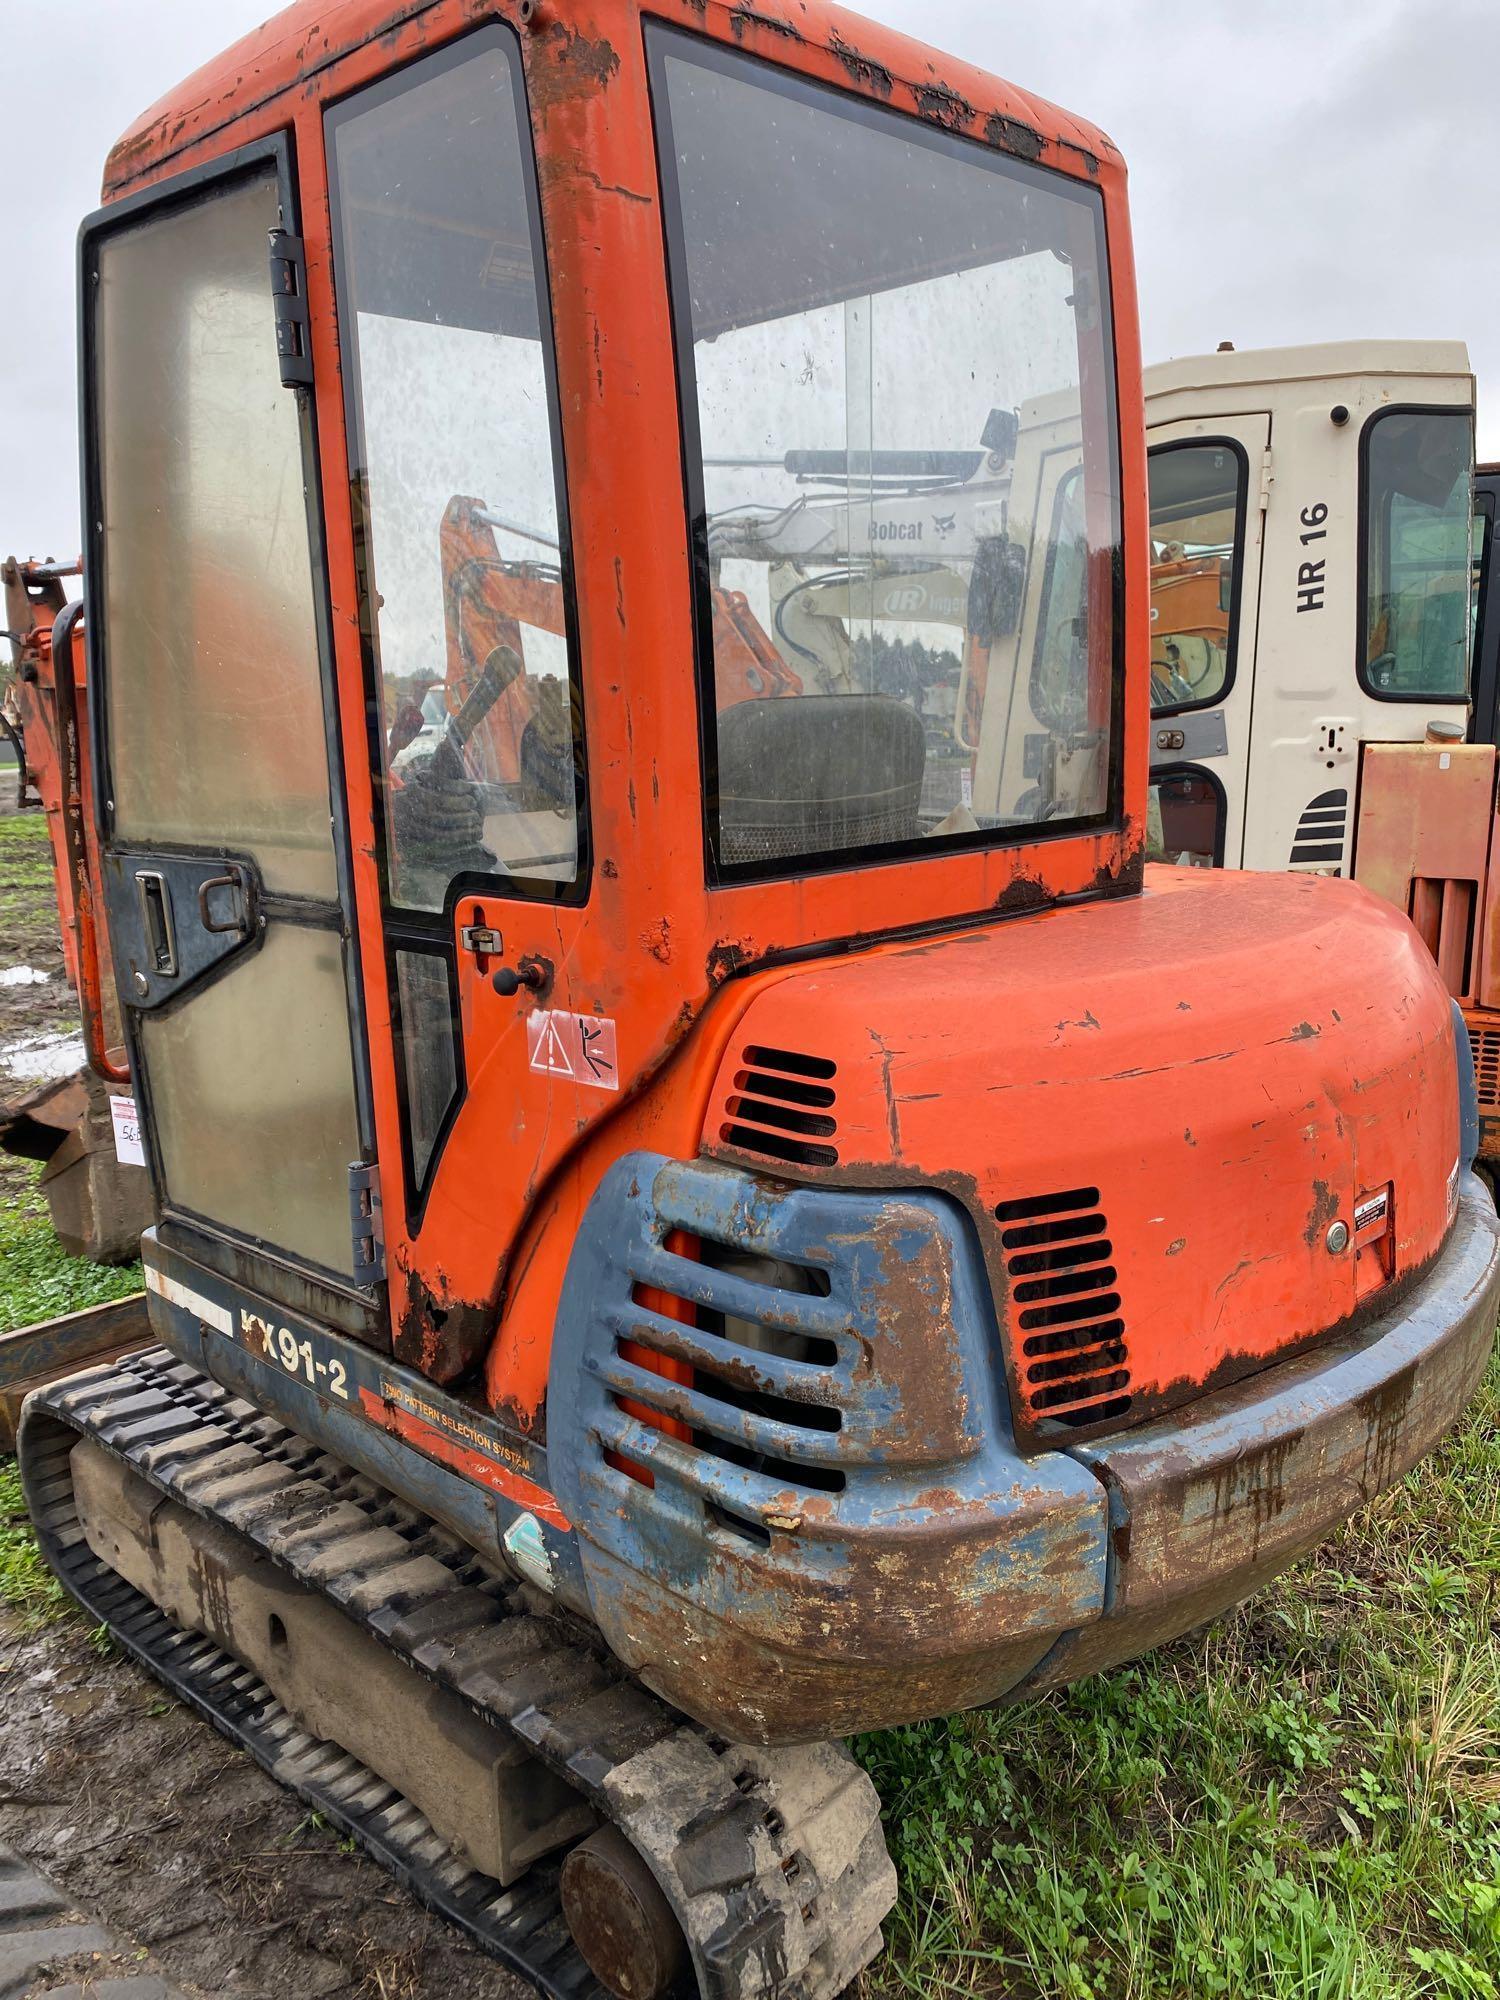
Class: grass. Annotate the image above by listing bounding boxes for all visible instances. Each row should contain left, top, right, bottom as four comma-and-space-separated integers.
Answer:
0, 1159, 142, 1331
859, 1344, 1500, 2000
0, 809, 59, 931
0, 1459, 65, 1626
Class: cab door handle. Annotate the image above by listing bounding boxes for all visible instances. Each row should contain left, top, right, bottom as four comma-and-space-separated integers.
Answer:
197, 869, 252, 937
135, 870, 177, 976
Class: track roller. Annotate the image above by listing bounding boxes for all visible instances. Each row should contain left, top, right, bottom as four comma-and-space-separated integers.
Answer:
561, 1825, 690, 2000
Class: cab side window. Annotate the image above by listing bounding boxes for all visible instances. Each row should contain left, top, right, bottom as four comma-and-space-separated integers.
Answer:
328, 28, 585, 917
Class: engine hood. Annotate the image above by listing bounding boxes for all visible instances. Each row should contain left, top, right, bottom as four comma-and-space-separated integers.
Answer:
703, 865, 1461, 1437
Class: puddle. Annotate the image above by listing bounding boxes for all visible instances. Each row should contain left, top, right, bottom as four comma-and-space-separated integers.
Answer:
0, 966, 50, 988
0, 1028, 85, 1084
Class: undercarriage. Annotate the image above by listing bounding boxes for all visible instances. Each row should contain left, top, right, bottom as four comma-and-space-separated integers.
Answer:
20, 1349, 896, 1999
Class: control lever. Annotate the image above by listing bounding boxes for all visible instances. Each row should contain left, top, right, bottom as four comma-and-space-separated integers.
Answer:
434, 644, 523, 782
491, 962, 548, 998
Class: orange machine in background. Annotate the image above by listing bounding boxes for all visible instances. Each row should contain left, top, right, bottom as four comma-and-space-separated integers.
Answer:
3, 559, 93, 1000
1354, 737, 1500, 1165
1, 557, 148, 1272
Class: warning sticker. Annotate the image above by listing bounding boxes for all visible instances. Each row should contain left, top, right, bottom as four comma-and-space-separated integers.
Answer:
526, 1009, 619, 1092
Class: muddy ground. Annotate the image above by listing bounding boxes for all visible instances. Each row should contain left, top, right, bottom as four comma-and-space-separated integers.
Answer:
0, 786, 532, 2000
0, 1607, 533, 2000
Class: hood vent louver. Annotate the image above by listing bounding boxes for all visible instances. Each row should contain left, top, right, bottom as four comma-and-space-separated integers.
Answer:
720, 1045, 839, 1169
996, 1185, 1132, 1430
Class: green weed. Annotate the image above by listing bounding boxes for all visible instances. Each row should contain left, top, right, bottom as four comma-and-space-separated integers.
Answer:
0, 1160, 141, 1330
0, 1459, 65, 1625
860, 1346, 1500, 2000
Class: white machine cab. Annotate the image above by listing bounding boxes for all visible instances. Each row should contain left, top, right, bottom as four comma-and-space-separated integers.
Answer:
1144, 340, 1474, 871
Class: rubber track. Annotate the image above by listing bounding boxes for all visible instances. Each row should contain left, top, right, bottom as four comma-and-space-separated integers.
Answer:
17, 1350, 894, 2000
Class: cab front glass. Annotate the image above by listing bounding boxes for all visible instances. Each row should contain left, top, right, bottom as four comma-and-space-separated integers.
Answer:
648, 27, 1123, 880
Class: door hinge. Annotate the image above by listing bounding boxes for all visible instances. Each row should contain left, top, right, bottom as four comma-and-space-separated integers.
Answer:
1258, 446, 1274, 513
349, 1161, 385, 1284
267, 228, 313, 390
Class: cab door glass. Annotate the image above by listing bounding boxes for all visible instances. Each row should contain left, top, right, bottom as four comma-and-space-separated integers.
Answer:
96, 174, 340, 899
328, 29, 585, 917
1148, 442, 1245, 714
90, 164, 365, 1279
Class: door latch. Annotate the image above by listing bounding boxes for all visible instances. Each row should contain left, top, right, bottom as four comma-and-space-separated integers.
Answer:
349, 1161, 385, 1283
460, 922, 506, 958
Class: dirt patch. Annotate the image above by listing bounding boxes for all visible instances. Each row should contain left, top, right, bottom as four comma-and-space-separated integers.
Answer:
0, 1605, 532, 2000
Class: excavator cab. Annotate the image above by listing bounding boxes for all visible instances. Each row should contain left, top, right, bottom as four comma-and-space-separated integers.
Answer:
15, 10, 1500, 1998
77, 5, 1131, 1376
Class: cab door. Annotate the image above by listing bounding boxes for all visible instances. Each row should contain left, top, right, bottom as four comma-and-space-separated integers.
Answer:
1146, 415, 1270, 867
84, 143, 380, 1334
321, 26, 595, 1381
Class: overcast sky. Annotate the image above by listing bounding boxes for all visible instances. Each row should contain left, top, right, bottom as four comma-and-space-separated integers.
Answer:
3, 0, 1497, 566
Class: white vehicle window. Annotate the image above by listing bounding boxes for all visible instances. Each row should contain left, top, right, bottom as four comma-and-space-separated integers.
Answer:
1361, 408, 1473, 702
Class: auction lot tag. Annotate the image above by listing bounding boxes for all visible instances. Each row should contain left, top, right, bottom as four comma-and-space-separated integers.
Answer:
526, 1009, 619, 1091
110, 1094, 146, 1165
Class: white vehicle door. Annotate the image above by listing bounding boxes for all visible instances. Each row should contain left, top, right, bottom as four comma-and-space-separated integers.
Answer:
1146, 414, 1270, 868
1242, 401, 1471, 876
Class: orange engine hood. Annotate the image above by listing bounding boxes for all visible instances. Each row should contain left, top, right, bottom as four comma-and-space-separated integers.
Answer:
703, 865, 1461, 1436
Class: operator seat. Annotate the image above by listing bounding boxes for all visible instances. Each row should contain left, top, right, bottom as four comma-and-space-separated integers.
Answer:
715, 692, 925, 866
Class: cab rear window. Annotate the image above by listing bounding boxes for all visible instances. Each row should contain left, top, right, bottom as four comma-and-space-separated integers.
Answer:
648, 27, 1122, 880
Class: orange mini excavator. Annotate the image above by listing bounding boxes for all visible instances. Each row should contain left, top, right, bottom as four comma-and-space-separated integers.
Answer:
14, 1, 1500, 1994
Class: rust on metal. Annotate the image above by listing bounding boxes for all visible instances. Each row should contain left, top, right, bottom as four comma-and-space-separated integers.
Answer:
0, 1294, 150, 1450
912, 80, 976, 130
729, 0, 803, 40
395, 1260, 494, 1383
983, 111, 1043, 159
827, 29, 893, 95
527, 20, 622, 118
560, 1824, 689, 2000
